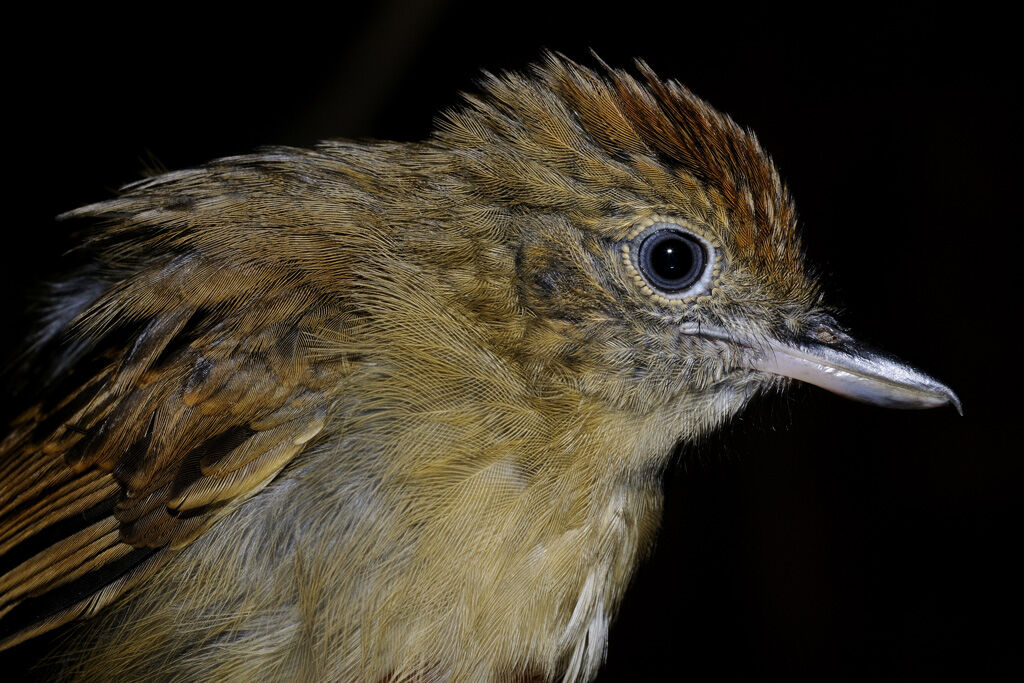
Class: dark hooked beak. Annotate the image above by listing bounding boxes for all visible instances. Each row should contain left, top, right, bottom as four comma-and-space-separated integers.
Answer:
680, 321, 962, 414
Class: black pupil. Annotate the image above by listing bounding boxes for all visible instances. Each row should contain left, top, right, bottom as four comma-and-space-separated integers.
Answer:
640, 230, 705, 292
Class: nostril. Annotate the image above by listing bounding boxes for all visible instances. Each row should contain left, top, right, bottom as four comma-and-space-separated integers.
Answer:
814, 325, 840, 345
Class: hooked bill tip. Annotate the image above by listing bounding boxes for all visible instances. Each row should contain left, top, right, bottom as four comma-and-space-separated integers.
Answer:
941, 384, 963, 416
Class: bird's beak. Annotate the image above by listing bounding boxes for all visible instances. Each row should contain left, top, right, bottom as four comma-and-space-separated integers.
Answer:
680, 322, 962, 413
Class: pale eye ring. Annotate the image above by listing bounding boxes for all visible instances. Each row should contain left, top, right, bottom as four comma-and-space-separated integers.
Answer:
630, 222, 717, 299
638, 230, 705, 292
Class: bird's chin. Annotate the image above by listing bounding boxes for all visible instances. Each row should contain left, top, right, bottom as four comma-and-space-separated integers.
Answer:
664, 369, 780, 444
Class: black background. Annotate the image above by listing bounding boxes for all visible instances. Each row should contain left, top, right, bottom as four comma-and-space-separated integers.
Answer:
2, 2, 1017, 680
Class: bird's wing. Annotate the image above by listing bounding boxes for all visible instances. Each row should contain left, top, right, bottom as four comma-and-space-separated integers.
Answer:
0, 157, 355, 649
0, 303, 339, 649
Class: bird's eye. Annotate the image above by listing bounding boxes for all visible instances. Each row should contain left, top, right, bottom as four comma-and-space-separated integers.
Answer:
637, 229, 707, 293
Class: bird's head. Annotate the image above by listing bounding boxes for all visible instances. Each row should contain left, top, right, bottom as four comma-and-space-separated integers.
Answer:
421, 54, 958, 449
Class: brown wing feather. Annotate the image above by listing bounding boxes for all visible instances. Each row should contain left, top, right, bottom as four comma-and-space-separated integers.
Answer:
0, 303, 332, 648
0, 154, 355, 649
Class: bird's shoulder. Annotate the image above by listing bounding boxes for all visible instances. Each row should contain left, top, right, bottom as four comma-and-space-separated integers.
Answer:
0, 155, 362, 649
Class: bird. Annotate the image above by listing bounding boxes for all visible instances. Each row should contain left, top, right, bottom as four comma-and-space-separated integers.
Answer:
0, 53, 959, 681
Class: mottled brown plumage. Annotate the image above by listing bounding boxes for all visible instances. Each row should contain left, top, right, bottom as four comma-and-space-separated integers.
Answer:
0, 54, 957, 681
